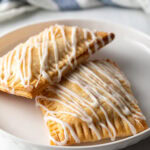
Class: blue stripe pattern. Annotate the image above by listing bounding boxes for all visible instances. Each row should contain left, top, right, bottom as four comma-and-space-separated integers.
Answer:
0, 0, 141, 11
54, 0, 80, 10
1, 0, 145, 22
100, 0, 124, 8
100, 0, 117, 6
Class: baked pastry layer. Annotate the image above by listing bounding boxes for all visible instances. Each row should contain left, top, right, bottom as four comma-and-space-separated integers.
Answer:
0, 25, 114, 98
36, 59, 148, 146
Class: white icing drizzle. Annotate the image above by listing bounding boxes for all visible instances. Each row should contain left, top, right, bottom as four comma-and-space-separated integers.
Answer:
3, 50, 14, 84
83, 29, 93, 56
0, 25, 107, 92
39, 28, 50, 82
36, 60, 146, 145
50, 26, 62, 82
27, 47, 32, 85
71, 26, 77, 66
17, 44, 28, 86
45, 115, 80, 145
89, 62, 144, 117
83, 28, 106, 57
56, 25, 73, 68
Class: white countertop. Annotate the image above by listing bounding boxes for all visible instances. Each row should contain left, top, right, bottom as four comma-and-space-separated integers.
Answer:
0, 6, 150, 150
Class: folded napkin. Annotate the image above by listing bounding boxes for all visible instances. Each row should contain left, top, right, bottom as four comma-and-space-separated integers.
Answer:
0, 0, 150, 22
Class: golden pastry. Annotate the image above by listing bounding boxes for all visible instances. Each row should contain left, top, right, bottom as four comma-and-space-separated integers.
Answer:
36, 59, 147, 146
0, 25, 114, 98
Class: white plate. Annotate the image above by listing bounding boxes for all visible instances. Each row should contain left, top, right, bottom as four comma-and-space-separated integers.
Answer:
0, 19, 150, 150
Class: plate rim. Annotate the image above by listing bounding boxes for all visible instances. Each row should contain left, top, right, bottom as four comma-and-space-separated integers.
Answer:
0, 18, 150, 149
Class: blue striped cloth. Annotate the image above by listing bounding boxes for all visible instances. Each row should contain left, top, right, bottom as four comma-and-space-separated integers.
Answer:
0, 0, 150, 22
